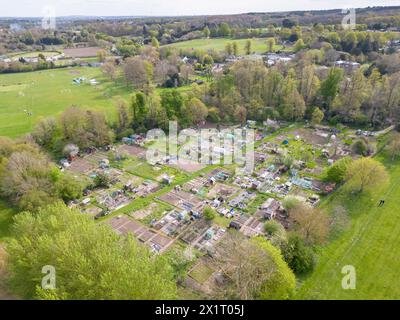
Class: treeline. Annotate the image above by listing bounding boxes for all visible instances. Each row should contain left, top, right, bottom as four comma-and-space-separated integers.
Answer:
0, 55, 60, 74
203, 55, 400, 128
112, 45, 400, 129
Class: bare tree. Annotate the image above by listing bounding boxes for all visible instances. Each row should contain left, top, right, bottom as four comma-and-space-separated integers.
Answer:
289, 203, 330, 245
101, 62, 117, 80
123, 56, 150, 90
211, 232, 275, 300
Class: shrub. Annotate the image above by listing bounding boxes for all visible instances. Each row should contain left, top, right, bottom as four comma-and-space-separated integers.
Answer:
283, 233, 316, 274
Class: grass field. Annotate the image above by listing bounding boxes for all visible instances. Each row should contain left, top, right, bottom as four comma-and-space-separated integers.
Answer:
164, 38, 284, 55
297, 153, 400, 300
0, 66, 135, 137
0, 66, 201, 138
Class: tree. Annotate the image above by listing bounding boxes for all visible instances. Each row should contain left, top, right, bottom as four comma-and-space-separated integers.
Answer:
160, 90, 183, 120
282, 18, 296, 28
282, 233, 316, 274
332, 69, 368, 122
132, 92, 148, 128
212, 232, 295, 300
294, 39, 305, 52
203, 206, 216, 221
85, 110, 113, 147
154, 60, 178, 85
7, 203, 177, 299
115, 98, 130, 135
234, 106, 247, 126
96, 49, 107, 63
202, 54, 214, 65
59, 107, 112, 148
288, 203, 330, 245
0, 149, 58, 210
151, 37, 160, 48
345, 158, 389, 194
55, 172, 83, 202
32, 117, 58, 148
326, 157, 352, 183
59, 107, 89, 148
186, 98, 208, 125
280, 71, 306, 121
203, 26, 210, 38
266, 38, 276, 53
352, 139, 369, 156
93, 172, 112, 188
319, 67, 343, 108
232, 42, 239, 56
101, 62, 117, 80
311, 108, 324, 125
180, 64, 194, 85
225, 42, 233, 56
123, 56, 151, 90
218, 23, 231, 37
386, 134, 400, 161
299, 65, 320, 105
245, 40, 252, 55
264, 220, 287, 250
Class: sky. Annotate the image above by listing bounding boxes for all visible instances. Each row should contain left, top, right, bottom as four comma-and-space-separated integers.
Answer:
0, 0, 399, 17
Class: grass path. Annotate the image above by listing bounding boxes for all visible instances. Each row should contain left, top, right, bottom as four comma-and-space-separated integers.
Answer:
297, 155, 400, 300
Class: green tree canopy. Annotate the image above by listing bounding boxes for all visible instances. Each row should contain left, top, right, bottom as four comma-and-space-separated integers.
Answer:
7, 203, 177, 300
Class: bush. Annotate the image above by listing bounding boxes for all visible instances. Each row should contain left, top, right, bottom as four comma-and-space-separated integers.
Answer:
93, 172, 111, 188
264, 220, 281, 235
352, 139, 368, 155
282, 196, 301, 210
265, 220, 288, 250
203, 206, 216, 221
283, 233, 316, 274
326, 157, 352, 183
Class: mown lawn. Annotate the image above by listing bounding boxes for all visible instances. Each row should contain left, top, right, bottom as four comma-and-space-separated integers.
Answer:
0, 66, 134, 137
164, 38, 284, 55
296, 153, 400, 300
0, 66, 205, 138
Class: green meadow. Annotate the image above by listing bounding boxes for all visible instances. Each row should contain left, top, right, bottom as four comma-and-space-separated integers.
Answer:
297, 152, 400, 300
164, 38, 284, 55
0, 67, 133, 137
0, 65, 201, 138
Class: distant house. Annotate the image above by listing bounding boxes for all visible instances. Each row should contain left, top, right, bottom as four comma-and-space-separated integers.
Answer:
266, 53, 294, 66
89, 62, 102, 68
334, 60, 361, 73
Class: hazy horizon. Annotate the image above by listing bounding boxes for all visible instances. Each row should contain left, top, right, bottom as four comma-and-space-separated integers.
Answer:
0, 0, 399, 18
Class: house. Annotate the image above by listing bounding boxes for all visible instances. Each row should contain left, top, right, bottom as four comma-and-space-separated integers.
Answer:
334, 60, 361, 73
266, 53, 294, 66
